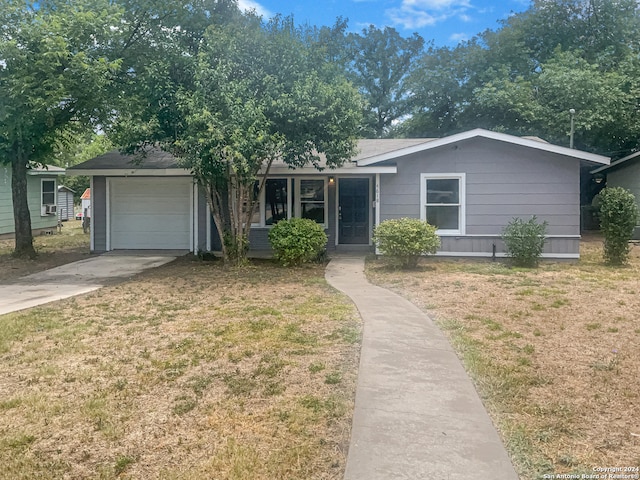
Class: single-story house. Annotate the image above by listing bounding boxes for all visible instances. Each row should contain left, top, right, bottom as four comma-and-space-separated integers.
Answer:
0, 164, 65, 239
57, 185, 75, 221
67, 129, 609, 259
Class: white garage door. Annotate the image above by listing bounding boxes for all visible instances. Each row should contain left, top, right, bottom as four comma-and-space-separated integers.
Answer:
110, 178, 192, 250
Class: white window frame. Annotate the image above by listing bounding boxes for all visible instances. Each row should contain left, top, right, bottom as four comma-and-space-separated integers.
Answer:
250, 177, 329, 228
295, 177, 327, 228
41, 178, 57, 216
257, 177, 292, 227
420, 173, 466, 235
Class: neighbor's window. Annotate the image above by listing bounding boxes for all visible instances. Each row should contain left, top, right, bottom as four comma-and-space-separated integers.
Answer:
265, 178, 290, 225
41, 179, 56, 205
420, 174, 465, 234
298, 179, 325, 224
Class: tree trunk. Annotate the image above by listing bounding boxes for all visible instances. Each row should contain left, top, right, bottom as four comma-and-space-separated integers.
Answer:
11, 152, 37, 259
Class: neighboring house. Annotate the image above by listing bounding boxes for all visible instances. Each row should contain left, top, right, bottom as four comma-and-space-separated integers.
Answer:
0, 164, 65, 239
80, 188, 91, 218
591, 151, 640, 217
57, 185, 75, 221
67, 129, 609, 258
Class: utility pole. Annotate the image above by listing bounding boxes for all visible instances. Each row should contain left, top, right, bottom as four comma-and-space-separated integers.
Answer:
569, 108, 575, 149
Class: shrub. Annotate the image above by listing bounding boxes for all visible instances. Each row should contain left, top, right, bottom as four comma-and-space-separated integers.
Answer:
372, 218, 440, 269
502, 216, 548, 267
596, 187, 639, 265
268, 218, 328, 266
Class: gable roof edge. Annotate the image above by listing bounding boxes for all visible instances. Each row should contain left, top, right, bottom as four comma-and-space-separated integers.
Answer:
356, 129, 610, 166
591, 150, 640, 174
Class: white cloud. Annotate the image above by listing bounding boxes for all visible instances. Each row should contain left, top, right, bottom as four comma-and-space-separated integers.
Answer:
237, 0, 273, 19
449, 32, 469, 42
402, 0, 471, 10
386, 0, 472, 30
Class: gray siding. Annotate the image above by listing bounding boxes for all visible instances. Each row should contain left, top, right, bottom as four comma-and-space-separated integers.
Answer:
607, 163, 640, 222
57, 190, 74, 221
439, 236, 579, 256
92, 176, 107, 252
380, 137, 581, 238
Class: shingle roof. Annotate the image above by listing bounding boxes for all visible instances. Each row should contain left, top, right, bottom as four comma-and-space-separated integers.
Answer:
68, 141, 434, 172
67, 147, 181, 171
81, 188, 91, 200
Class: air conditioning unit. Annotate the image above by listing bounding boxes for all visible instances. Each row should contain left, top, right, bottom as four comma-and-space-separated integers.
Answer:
45, 204, 57, 215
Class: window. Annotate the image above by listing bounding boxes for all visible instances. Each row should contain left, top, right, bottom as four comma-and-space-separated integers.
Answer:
264, 178, 290, 225
248, 177, 328, 227
420, 173, 465, 235
298, 179, 325, 225
42, 179, 56, 206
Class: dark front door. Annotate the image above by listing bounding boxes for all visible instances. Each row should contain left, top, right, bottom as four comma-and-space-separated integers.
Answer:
339, 178, 370, 244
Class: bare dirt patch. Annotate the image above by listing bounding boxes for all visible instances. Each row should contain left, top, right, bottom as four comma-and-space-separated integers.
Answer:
0, 258, 361, 479
0, 220, 90, 282
366, 234, 640, 479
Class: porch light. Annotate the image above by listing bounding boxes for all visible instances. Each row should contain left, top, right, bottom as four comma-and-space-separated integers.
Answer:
328, 176, 335, 185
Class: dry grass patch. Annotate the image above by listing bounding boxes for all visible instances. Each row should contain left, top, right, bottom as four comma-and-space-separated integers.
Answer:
366, 234, 640, 479
0, 258, 361, 479
0, 220, 90, 282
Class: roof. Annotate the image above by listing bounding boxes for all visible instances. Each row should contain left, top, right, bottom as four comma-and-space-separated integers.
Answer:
81, 188, 91, 200
58, 185, 75, 193
591, 150, 640, 174
67, 147, 182, 170
27, 165, 65, 176
356, 129, 609, 167
66, 129, 610, 177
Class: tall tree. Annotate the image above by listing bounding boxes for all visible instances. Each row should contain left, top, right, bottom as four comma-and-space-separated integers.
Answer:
0, 0, 121, 257
113, 12, 362, 264
403, 0, 640, 156
347, 26, 424, 138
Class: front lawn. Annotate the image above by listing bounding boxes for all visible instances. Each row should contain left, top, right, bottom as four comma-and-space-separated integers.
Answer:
0, 259, 361, 479
366, 234, 640, 479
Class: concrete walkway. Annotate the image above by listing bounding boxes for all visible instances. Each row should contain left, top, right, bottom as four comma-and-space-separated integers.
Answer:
325, 255, 519, 480
0, 252, 179, 316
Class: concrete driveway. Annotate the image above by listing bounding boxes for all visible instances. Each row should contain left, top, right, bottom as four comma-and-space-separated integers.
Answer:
0, 252, 181, 316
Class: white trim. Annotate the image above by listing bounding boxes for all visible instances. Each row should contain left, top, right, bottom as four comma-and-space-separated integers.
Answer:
375, 173, 381, 254
420, 173, 466, 235
105, 178, 111, 251
191, 182, 197, 254
592, 150, 640, 174
357, 128, 609, 166
295, 177, 328, 228
263, 165, 396, 175
334, 178, 340, 247
89, 177, 95, 252
441, 234, 581, 239
431, 251, 580, 259
40, 178, 57, 216
67, 168, 191, 177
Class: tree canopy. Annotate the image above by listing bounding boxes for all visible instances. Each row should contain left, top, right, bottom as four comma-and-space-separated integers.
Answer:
112, 10, 362, 263
402, 0, 640, 157
0, 0, 122, 257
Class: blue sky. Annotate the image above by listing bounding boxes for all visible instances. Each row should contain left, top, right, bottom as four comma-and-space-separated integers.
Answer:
238, 0, 531, 46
